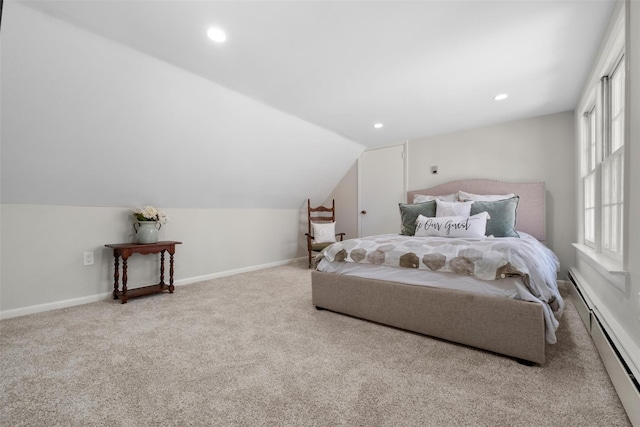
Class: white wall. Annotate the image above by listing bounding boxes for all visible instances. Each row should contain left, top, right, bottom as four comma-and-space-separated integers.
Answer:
325, 161, 359, 241
0, 205, 300, 315
408, 112, 575, 277
0, 3, 365, 315
625, 1, 640, 348
626, 0, 640, 363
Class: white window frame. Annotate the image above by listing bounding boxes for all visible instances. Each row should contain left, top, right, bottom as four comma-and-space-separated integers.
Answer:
574, 6, 628, 293
598, 55, 625, 264
573, 4, 630, 297
582, 105, 597, 248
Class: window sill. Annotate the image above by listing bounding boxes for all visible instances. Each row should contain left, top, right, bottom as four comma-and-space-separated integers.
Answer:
573, 243, 629, 294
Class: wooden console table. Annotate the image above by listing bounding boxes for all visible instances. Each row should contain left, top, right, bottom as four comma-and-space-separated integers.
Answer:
105, 241, 182, 304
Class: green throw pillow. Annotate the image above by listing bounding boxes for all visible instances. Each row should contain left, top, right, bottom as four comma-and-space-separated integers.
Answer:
470, 196, 520, 237
399, 201, 437, 236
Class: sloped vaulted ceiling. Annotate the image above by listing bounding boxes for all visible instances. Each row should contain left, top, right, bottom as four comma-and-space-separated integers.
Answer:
1, 0, 615, 209
1, 2, 364, 209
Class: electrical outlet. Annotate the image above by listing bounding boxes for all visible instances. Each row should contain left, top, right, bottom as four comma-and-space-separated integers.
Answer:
83, 252, 94, 266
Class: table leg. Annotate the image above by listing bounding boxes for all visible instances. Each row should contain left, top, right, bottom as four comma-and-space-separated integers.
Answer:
112, 254, 120, 300
169, 252, 175, 293
121, 258, 128, 304
160, 250, 165, 285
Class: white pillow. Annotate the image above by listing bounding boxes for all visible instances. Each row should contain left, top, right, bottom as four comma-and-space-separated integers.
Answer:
458, 190, 515, 202
312, 222, 337, 243
413, 193, 458, 204
415, 212, 490, 238
435, 199, 474, 217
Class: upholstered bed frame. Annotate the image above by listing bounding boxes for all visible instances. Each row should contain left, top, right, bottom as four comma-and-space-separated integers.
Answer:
311, 179, 549, 364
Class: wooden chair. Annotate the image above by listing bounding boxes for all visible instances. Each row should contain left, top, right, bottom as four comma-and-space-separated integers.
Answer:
305, 199, 345, 268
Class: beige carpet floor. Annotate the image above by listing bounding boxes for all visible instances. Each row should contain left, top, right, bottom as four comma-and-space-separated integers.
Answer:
0, 263, 631, 426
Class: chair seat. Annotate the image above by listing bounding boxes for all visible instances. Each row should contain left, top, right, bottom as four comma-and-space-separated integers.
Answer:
311, 241, 334, 252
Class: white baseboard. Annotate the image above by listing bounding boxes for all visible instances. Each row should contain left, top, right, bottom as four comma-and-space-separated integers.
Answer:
0, 257, 307, 320
0, 292, 114, 320
591, 316, 640, 426
568, 269, 640, 426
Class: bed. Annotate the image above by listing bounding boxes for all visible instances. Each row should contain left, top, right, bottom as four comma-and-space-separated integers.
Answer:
311, 179, 563, 365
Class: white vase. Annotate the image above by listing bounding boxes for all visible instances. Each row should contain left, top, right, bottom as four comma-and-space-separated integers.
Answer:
134, 221, 161, 244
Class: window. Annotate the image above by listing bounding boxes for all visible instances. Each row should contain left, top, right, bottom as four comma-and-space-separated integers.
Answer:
583, 106, 597, 246
580, 55, 625, 263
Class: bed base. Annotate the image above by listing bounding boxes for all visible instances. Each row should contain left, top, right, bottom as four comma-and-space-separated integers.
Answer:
312, 271, 546, 364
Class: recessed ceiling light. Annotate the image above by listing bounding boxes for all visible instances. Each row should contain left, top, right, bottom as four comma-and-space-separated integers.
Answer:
374, 123, 384, 129
207, 28, 226, 43
493, 93, 508, 101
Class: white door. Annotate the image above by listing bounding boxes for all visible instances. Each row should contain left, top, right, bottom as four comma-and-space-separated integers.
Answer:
359, 145, 406, 237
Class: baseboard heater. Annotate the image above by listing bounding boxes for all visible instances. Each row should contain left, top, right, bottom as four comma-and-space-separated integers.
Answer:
567, 270, 640, 426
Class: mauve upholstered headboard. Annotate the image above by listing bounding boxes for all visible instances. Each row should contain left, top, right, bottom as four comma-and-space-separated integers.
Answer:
407, 179, 546, 242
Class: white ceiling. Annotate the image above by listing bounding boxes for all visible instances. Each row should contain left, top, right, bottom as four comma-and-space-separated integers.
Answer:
22, 0, 616, 148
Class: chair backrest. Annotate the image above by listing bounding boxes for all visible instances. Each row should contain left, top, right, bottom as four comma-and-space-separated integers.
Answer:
308, 199, 336, 234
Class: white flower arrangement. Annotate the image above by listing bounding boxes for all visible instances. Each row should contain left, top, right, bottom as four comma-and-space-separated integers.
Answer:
131, 206, 169, 224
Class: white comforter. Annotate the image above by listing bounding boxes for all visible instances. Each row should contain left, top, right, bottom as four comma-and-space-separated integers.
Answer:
319, 232, 563, 343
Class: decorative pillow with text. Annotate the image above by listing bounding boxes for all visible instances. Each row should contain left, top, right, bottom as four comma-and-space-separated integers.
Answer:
415, 212, 490, 238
